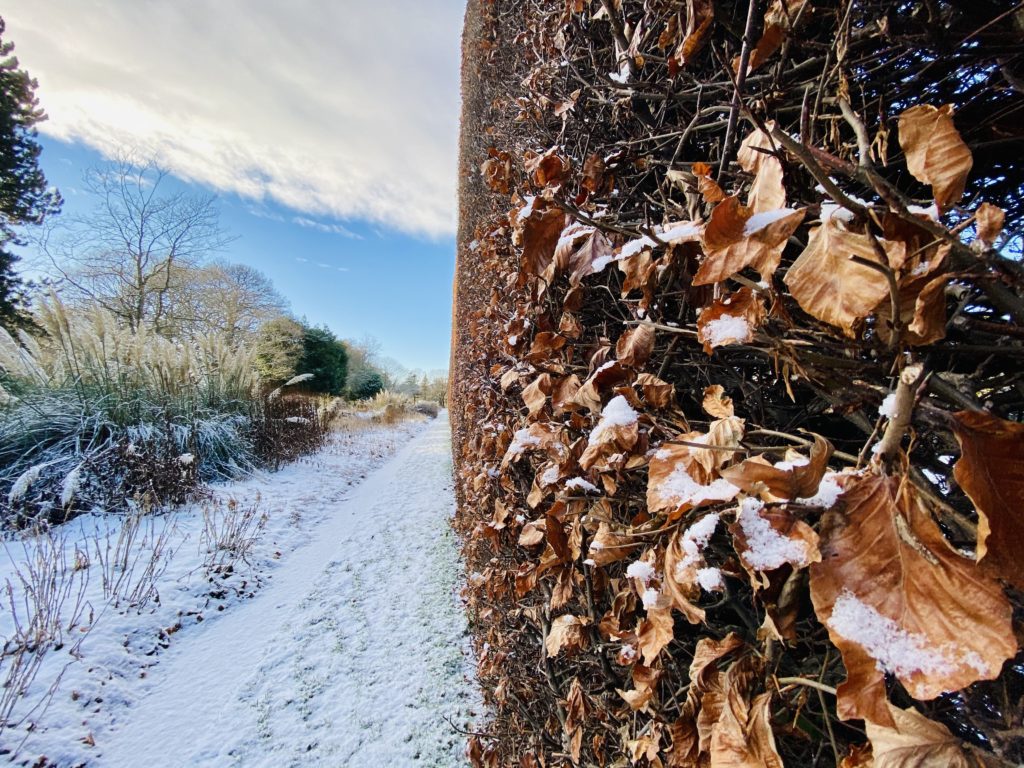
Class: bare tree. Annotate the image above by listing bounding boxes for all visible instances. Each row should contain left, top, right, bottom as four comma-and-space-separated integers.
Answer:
169, 261, 289, 345
44, 153, 233, 333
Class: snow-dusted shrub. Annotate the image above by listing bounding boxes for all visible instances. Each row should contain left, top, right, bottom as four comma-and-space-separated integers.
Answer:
0, 296, 260, 526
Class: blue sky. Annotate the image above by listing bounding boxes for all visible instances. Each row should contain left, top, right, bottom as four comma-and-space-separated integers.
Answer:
5, 1, 465, 373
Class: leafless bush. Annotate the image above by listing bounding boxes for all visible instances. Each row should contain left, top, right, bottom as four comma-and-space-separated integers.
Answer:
91, 511, 180, 611
200, 497, 267, 574
0, 527, 91, 736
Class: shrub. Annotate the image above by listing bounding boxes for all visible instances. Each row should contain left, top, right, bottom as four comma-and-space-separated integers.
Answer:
295, 325, 347, 395
348, 368, 385, 400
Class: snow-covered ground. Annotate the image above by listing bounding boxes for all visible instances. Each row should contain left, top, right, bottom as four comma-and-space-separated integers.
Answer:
0, 415, 478, 766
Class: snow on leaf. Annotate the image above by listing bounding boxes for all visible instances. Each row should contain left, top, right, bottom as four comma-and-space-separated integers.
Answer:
8, 463, 46, 503
696, 288, 765, 354
731, 497, 820, 573
898, 104, 973, 213
809, 474, 1016, 726
580, 395, 640, 471
647, 419, 744, 517
60, 463, 84, 507
695, 196, 805, 285
951, 411, 1024, 589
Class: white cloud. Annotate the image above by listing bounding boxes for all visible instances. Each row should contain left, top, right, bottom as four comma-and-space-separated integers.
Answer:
291, 216, 362, 239
4, 1, 465, 237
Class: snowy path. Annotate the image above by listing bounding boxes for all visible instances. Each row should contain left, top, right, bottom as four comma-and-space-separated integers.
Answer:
98, 417, 476, 767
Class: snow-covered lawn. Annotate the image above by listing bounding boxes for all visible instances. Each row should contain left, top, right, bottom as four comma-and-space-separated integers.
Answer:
0, 415, 478, 766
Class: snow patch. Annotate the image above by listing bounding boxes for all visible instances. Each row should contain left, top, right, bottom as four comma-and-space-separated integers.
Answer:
625, 560, 656, 584
701, 314, 751, 347
565, 477, 599, 493
696, 567, 724, 592
588, 395, 638, 446
736, 497, 810, 570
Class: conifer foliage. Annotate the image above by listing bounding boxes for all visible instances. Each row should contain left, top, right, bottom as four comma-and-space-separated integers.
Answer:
0, 17, 59, 329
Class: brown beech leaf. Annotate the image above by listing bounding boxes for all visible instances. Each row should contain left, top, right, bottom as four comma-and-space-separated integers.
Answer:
616, 324, 655, 368
546, 613, 590, 657
664, 528, 708, 625
501, 422, 567, 469
581, 152, 606, 193
737, 125, 785, 213
696, 287, 766, 354
703, 385, 734, 418
564, 677, 588, 764
522, 373, 552, 418
527, 148, 571, 188
568, 230, 614, 286
951, 411, 1024, 590
519, 518, 546, 547
552, 374, 582, 415
573, 361, 630, 413
636, 372, 675, 409
899, 104, 973, 213
588, 521, 637, 566
551, 222, 596, 277
692, 161, 726, 203
618, 664, 661, 712
739, 0, 805, 74
524, 331, 566, 364
520, 205, 565, 278
709, 691, 784, 768
695, 196, 805, 285
809, 475, 1016, 726
637, 605, 674, 664
865, 703, 970, 768
579, 395, 640, 471
784, 216, 890, 336
839, 743, 874, 768
720, 435, 833, 500
673, 0, 715, 68
481, 148, 512, 193
975, 202, 1005, 247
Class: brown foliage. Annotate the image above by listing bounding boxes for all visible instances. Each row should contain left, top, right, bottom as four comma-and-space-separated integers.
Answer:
452, 0, 1024, 765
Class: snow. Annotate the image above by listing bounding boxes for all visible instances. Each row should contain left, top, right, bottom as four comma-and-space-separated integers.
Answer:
540, 466, 560, 487
59, 462, 84, 507
283, 373, 315, 387
625, 560, 656, 584
696, 567, 724, 592
641, 588, 661, 609
773, 456, 809, 472
565, 477, 599, 493
8, 462, 45, 502
659, 466, 739, 509
797, 472, 845, 508
509, 428, 542, 455
736, 497, 811, 570
675, 514, 720, 576
588, 395, 638, 446
178, 452, 195, 465
879, 392, 898, 419
517, 196, 536, 222
743, 208, 797, 236
700, 314, 751, 347
0, 417, 478, 766
828, 590, 961, 677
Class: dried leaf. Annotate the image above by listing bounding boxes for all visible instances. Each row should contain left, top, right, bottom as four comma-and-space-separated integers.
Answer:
720, 435, 833, 500
693, 161, 726, 203
674, 0, 715, 67
784, 217, 890, 336
865, 703, 970, 768
616, 324, 655, 368
522, 373, 552, 418
952, 411, 1024, 589
737, 125, 785, 213
709, 691, 784, 768
696, 196, 805, 285
647, 420, 744, 517
702, 385, 734, 418
546, 614, 590, 657
521, 206, 566, 278
975, 202, 1005, 247
809, 475, 1016, 726
636, 372, 675, 409
898, 104, 973, 213
696, 287, 766, 354
637, 605, 674, 664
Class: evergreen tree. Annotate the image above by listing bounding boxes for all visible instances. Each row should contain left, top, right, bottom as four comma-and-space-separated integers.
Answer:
296, 325, 348, 396
0, 17, 60, 330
